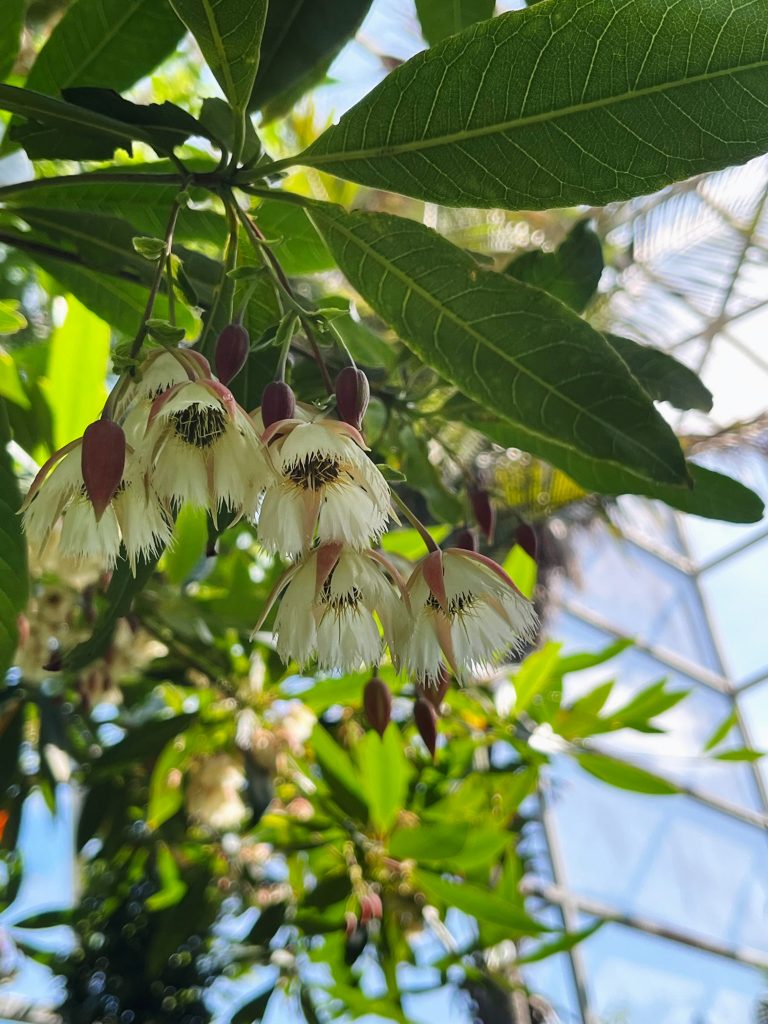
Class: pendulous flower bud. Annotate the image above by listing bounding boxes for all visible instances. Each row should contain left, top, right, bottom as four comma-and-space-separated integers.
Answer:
454, 527, 478, 552
335, 366, 370, 432
261, 380, 296, 428
214, 323, 250, 385
515, 522, 537, 561
469, 487, 496, 543
81, 419, 126, 522
414, 697, 438, 760
363, 676, 392, 737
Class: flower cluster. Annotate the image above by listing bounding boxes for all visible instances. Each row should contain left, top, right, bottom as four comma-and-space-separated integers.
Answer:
21, 343, 538, 684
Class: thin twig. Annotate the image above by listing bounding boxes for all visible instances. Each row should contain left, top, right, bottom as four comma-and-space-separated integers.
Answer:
129, 192, 186, 360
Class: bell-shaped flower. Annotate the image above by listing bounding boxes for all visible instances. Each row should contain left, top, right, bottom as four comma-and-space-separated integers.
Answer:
21, 439, 170, 572
139, 377, 271, 515
396, 548, 538, 684
256, 409, 391, 557
254, 543, 407, 673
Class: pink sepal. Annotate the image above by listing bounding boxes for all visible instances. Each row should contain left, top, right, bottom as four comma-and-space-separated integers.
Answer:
445, 547, 526, 598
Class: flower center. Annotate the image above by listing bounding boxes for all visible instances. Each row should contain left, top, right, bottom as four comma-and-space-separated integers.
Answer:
426, 590, 477, 617
172, 404, 227, 448
321, 576, 362, 612
286, 453, 340, 490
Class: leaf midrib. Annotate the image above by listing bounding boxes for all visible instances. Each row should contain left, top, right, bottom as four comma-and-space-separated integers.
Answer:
314, 210, 683, 482
200, 0, 240, 106
302, 56, 768, 166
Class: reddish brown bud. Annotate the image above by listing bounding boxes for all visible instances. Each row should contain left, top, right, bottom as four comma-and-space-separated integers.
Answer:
414, 697, 438, 759
261, 381, 296, 428
454, 527, 478, 552
81, 420, 126, 522
214, 324, 250, 385
360, 891, 383, 924
335, 366, 370, 431
363, 676, 392, 737
515, 522, 538, 561
417, 665, 451, 710
469, 487, 495, 543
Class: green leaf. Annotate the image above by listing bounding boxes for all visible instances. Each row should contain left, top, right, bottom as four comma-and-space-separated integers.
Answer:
23, 0, 184, 97
0, 0, 24, 82
607, 680, 688, 730
41, 294, 110, 449
146, 740, 185, 830
506, 222, 603, 313
167, 0, 267, 113
0, 403, 28, 677
145, 842, 187, 911
299, 0, 768, 210
416, 0, 495, 46
464, 406, 764, 523
199, 96, 261, 163
0, 300, 26, 336
517, 921, 603, 965
161, 505, 208, 585
311, 724, 368, 820
62, 87, 205, 154
253, 199, 333, 276
605, 334, 713, 413
380, 525, 451, 560
502, 544, 537, 600
415, 869, 547, 935
557, 639, 631, 676
390, 822, 511, 871
703, 709, 738, 753
356, 725, 411, 833
95, 713, 196, 770
514, 642, 563, 715
249, 0, 373, 117
714, 748, 764, 762
0, 84, 146, 161
310, 205, 689, 486
0, 353, 30, 409
577, 753, 679, 795
0, 168, 226, 248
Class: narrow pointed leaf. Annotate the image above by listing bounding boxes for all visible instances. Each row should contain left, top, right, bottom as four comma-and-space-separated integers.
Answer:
298, 0, 768, 210
506, 222, 603, 313
168, 0, 267, 112
0, 401, 28, 678
310, 204, 689, 486
250, 0, 373, 116
577, 753, 679, 795
24, 0, 184, 97
605, 334, 713, 413
0, 0, 24, 82
415, 0, 495, 46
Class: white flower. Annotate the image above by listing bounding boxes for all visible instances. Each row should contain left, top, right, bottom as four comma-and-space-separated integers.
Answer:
116, 349, 212, 413
276, 701, 317, 751
257, 412, 391, 557
396, 548, 538, 684
186, 754, 249, 831
21, 443, 170, 572
139, 379, 271, 515
255, 544, 406, 673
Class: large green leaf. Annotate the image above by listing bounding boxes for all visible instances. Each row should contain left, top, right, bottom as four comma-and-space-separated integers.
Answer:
415, 870, 547, 935
605, 334, 713, 413
310, 204, 688, 486
355, 725, 410, 834
506, 222, 603, 314
249, 0, 373, 117
0, 83, 144, 160
463, 402, 763, 523
0, 0, 24, 82
0, 171, 225, 247
0, 401, 28, 677
24, 0, 184, 97
168, 0, 267, 113
296, 0, 768, 210
415, 0, 495, 46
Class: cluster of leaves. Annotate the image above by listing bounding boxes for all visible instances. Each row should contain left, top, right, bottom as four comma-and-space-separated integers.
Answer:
1, 0, 767, 1021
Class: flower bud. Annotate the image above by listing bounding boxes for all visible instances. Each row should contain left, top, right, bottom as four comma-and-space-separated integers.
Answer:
344, 911, 358, 937
360, 891, 383, 924
363, 676, 392, 737
81, 420, 126, 522
454, 527, 478, 552
515, 522, 538, 561
261, 380, 296, 428
469, 487, 495, 543
335, 366, 370, 432
414, 697, 437, 760
214, 323, 250, 385
417, 665, 451, 710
